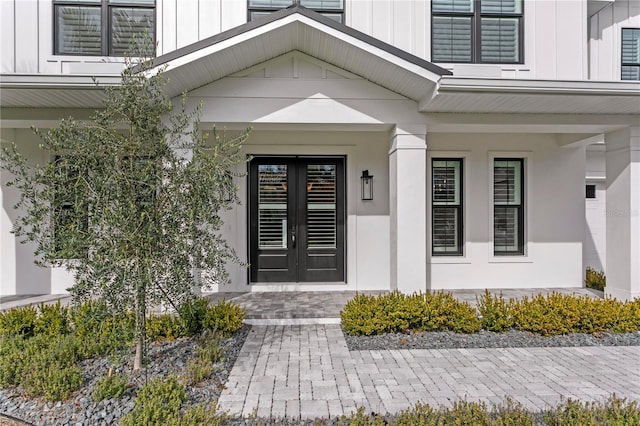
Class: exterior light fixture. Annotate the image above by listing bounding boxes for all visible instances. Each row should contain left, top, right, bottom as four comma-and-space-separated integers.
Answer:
361, 170, 373, 200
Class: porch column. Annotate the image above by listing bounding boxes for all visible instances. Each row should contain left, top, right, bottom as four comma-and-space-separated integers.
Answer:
389, 125, 427, 294
605, 126, 640, 301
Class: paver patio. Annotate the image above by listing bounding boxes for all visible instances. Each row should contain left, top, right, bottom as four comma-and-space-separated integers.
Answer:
218, 324, 640, 419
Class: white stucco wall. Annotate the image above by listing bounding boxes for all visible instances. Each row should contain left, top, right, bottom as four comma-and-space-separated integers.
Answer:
589, 0, 640, 81
1, 0, 593, 81
426, 133, 585, 290
0, 128, 75, 296
584, 147, 607, 272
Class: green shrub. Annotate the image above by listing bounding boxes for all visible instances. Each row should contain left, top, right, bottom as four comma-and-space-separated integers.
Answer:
92, 370, 128, 401
120, 376, 187, 426
492, 398, 535, 426
0, 305, 37, 337
337, 407, 387, 426
196, 333, 224, 364
20, 334, 83, 401
34, 302, 70, 337
585, 267, 606, 291
146, 314, 183, 341
511, 293, 582, 336
0, 336, 27, 387
341, 291, 480, 336
393, 403, 438, 426
168, 404, 224, 426
179, 298, 210, 336
477, 290, 514, 333
202, 300, 245, 337
544, 395, 640, 426
69, 300, 112, 338
184, 358, 215, 386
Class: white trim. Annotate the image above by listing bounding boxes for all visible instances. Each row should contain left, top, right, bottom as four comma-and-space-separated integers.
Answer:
427, 150, 471, 264
488, 151, 534, 264
0, 74, 120, 88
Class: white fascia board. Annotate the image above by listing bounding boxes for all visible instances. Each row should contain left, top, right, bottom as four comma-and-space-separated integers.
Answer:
0, 74, 121, 89
437, 76, 640, 96
153, 17, 300, 76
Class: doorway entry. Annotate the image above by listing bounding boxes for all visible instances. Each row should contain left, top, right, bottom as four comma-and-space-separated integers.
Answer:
249, 157, 345, 282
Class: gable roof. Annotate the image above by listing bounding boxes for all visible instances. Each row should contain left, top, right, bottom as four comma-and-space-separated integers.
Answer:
149, 5, 450, 101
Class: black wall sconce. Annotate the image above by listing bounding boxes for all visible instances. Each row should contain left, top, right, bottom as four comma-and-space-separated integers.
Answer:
361, 170, 373, 200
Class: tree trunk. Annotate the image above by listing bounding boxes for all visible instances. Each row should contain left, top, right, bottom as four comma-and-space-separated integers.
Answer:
133, 280, 146, 370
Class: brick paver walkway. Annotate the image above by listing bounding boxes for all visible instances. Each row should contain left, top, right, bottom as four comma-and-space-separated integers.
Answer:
218, 324, 640, 419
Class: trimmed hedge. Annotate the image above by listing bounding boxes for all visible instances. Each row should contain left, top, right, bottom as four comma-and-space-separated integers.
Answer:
341, 292, 481, 336
341, 291, 640, 336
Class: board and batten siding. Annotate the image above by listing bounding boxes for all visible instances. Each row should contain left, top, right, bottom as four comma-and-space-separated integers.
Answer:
0, 0, 607, 81
589, 0, 640, 81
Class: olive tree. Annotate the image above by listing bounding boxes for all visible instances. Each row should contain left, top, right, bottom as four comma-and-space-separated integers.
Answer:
1, 47, 249, 370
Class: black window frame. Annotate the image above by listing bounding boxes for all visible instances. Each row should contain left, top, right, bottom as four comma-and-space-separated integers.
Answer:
621, 28, 640, 81
247, 0, 344, 23
586, 184, 596, 199
431, 0, 524, 64
53, 0, 156, 57
493, 158, 524, 256
53, 155, 89, 258
431, 158, 464, 256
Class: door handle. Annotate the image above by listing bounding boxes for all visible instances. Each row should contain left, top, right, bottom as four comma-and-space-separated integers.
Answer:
291, 232, 296, 248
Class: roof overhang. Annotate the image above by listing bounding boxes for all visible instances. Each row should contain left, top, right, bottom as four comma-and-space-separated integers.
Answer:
421, 76, 640, 115
0, 74, 120, 108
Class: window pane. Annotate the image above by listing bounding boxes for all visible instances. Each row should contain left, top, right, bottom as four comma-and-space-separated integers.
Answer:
432, 0, 473, 13
432, 16, 472, 62
320, 13, 343, 22
433, 208, 459, 253
258, 165, 288, 249
111, 7, 155, 55
481, 0, 522, 14
109, 0, 155, 4
249, 11, 273, 20
481, 17, 519, 62
249, 0, 293, 7
494, 207, 519, 252
301, 0, 343, 9
432, 160, 460, 205
56, 6, 102, 55
622, 65, 640, 80
494, 160, 521, 205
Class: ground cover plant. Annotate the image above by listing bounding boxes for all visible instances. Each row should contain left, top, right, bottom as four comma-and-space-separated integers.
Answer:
585, 267, 607, 291
341, 291, 640, 336
0, 298, 245, 403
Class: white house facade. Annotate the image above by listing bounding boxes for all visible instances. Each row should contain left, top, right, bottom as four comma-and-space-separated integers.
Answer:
1, 1, 639, 300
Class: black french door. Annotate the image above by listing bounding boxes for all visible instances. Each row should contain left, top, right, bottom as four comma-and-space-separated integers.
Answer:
249, 157, 345, 283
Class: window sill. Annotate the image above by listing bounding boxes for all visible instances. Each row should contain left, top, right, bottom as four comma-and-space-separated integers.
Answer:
429, 256, 472, 264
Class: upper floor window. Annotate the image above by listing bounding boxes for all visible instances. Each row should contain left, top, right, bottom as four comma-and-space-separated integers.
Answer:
248, 0, 344, 23
622, 28, 640, 80
54, 0, 155, 56
432, 0, 523, 64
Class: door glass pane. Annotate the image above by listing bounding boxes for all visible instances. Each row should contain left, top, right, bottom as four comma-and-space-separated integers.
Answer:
307, 164, 336, 249
432, 16, 472, 62
258, 165, 288, 249
56, 6, 102, 55
481, 17, 519, 62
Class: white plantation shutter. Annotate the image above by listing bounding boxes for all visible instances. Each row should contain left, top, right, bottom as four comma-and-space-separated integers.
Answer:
494, 160, 523, 254
306, 165, 337, 249
56, 6, 102, 55
258, 165, 288, 249
248, 0, 293, 7
111, 7, 155, 55
432, 160, 462, 255
622, 28, 640, 80
480, 18, 519, 62
432, 0, 473, 13
481, 0, 521, 14
301, 0, 343, 9
432, 17, 472, 62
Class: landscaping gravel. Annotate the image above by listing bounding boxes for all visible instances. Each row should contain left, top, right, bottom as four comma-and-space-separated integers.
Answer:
0, 325, 250, 426
344, 328, 640, 351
